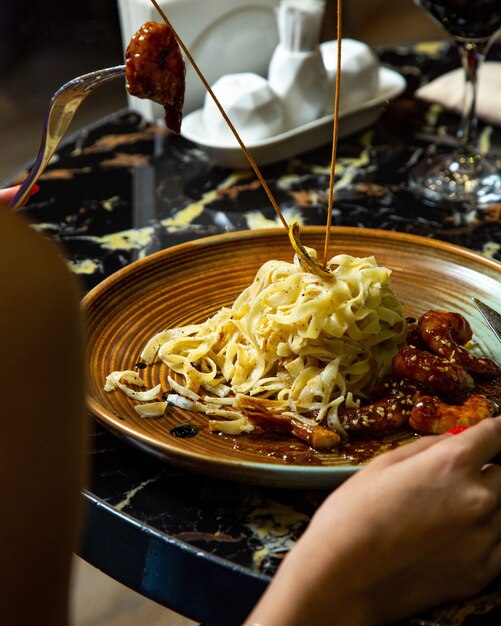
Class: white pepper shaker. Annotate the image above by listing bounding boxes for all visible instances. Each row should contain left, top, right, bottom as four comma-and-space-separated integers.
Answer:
268, 0, 329, 129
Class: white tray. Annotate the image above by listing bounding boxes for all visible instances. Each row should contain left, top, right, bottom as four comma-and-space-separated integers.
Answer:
181, 67, 406, 168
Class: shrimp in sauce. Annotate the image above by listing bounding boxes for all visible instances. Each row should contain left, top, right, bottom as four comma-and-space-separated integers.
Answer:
343, 310, 500, 439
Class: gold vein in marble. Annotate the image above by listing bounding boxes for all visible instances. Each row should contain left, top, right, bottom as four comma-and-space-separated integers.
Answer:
102, 196, 121, 212
332, 132, 373, 192
244, 208, 304, 230
245, 500, 309, 570
308, 131, 373, 190
114, 475, 161, 511
31, 222, 60, 233
482, 241, 500, 259
67, 258, 102, 275
414, 41, 448, 59
161, 173, 246, 230
82, 129, 157, 154
161, 201, 209, 229
40, 167, 93, 179
82, 226, 155, 252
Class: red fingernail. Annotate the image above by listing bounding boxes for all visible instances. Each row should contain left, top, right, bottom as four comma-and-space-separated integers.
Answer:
446, 426, 470, 435
29, 184, 40, 195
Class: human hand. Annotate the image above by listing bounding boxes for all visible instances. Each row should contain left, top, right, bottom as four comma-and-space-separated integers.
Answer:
246, 417, 501, 626
0, 184, 39, 206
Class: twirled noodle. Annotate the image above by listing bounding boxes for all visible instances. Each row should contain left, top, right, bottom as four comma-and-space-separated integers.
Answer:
106, 249, 407, 442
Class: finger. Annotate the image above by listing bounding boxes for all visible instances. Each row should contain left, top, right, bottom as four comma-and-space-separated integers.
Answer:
481, 463, 501, 497
371, 433, 446, 467
485, 531, 501, 581
0, 185, 40, 206
488, 501, 501, 542
0, 186, 21, 204
440, 416, 501, 470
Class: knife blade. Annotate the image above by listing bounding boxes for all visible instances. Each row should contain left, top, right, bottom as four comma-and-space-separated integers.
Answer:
472, 298, 501, 344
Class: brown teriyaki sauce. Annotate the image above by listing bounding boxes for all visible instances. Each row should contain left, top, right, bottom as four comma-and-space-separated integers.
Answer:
218, 430, 416, 466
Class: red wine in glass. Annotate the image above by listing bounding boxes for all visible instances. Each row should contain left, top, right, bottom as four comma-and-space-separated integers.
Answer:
418, 0, 501, 41
409, 0, 501, 206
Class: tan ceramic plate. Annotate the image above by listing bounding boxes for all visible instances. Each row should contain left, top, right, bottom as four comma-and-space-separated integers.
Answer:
83, 227, 501, 489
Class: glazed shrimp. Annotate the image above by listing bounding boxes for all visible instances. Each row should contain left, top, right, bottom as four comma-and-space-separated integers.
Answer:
338, 382, 417, 433
409, 393, 496, 434
392, 344, 474, 396
418, 310, 501, 377
238, 396, 341, 451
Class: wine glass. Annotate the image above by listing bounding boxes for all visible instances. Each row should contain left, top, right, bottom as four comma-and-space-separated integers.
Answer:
409, 0, 501, 206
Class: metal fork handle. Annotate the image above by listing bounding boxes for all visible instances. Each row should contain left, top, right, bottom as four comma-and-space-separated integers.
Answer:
9, 65, 126, 210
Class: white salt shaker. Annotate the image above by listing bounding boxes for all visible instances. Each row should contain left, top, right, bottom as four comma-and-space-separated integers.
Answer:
320, 38, 380, 112
268, 0, 329, 129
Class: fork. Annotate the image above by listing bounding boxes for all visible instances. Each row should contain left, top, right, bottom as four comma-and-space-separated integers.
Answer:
473, 298, 501, 344
8, 65, 126, 210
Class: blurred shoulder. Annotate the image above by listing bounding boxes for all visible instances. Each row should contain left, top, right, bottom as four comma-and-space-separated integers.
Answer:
0, 209, 83, 375
0, 209, 82, 310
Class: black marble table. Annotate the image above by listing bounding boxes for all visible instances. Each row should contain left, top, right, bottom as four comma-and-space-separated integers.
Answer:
6, 42, 501, 626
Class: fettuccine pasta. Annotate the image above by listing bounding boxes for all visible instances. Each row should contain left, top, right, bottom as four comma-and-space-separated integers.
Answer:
106, 247, 407, 441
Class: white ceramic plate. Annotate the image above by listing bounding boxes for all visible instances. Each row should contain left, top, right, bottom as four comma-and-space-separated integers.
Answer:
181, 67, 406, 168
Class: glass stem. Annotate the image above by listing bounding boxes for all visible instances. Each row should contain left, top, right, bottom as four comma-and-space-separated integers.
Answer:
456, 40, 487, 152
